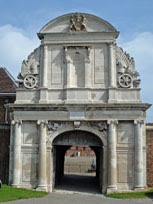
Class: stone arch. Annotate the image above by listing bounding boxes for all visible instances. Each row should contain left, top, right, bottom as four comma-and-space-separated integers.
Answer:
53, 130, 103, 146
50, 125, 107, 147
50, 127, 107, 193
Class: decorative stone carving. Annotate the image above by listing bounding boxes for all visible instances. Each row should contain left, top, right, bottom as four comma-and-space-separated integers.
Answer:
23, 75, 37, 89
16, 47, 40, 89
134, 119, 144, 125
69, 13, 87, 32
116, 46, 141, 88
11, 120, 22, 125
47, 122, 61, 132
37, 120, 48, 126
107, 119, 118, 125
119, 73, 132, 88
74, 121, 81, 129
90, 122, 107, 132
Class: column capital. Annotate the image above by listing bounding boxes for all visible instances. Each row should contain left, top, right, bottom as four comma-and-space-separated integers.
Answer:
37, 120, 48, 126
107, 119, 118, 125
43, 44, 48, 48
134, 120, 144, 125
84, 58, 90, 63
11, 120, 22, 125
108, 41, 116, 47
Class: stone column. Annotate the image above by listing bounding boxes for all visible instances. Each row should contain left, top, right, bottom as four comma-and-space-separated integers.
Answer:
42, 45, 48, 87
109, 43, 116, 88
107, 119, 118, 193
12, 120, 22, 187
50, 145, 54, 192
102, 146, 108, 194
37, 120, 48, 191
134, 119, 144, 190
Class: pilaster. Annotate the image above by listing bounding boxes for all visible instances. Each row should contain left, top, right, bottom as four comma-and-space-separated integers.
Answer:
109, 42, 116, 88
42, 44, 48, 88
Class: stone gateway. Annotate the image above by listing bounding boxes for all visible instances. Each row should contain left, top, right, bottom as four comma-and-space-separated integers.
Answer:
8, 13, 151, 193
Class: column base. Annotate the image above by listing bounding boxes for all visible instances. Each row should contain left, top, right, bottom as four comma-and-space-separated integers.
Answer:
11, 184, 21, 188
107, 186, 117, 194
134, 187, 144, 191
36, 185, 48, 192
39, 100, 48, 104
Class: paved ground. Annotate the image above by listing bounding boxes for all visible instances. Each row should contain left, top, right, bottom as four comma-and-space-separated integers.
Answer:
1, 174, 153, 204
1, 192, 153, 204
56, 174, 98, 194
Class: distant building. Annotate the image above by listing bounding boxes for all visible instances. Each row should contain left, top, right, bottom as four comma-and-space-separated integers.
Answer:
0, 67, 16, 184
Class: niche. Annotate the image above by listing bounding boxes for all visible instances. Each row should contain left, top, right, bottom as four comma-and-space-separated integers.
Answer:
71, 52, 85, 88
65, 46, 90, 88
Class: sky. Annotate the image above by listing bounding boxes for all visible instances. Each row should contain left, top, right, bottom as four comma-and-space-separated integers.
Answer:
0, 0, 153, 122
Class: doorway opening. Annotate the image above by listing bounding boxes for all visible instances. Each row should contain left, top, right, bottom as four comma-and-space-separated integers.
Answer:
65, 145, 96, 176
52, 130, 103, 194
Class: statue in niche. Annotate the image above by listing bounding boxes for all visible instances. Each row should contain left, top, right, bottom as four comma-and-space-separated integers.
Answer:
69, 13, 87, 32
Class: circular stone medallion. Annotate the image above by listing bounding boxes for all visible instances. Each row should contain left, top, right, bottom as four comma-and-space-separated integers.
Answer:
23, 75, 37, 89
119, 73, 132, 88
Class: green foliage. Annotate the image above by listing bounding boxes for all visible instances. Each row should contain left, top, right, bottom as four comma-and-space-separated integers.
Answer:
0, 185, 48, 202
106, 188, 153, 199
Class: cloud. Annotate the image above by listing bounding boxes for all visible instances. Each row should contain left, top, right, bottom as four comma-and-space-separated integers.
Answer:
119, 32, 153, 122
0, 24, 39, 78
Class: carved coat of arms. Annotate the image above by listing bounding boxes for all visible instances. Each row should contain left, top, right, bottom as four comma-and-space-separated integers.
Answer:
69, 13, 87, 32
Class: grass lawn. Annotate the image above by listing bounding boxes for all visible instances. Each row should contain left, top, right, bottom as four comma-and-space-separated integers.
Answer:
0, 185, 48, 203
105, 188, 153, 199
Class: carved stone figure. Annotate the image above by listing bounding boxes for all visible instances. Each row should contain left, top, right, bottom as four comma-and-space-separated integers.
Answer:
69, 13, 87, 32
15, 47, 40, 89
90, 122, 107, 132
116, 46, 141, 88
47, 122, 61, 132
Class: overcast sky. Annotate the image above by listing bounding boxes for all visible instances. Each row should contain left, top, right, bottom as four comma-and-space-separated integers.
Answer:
0, 0, 153, 122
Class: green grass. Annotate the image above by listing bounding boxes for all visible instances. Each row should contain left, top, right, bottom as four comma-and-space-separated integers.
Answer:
105, 188, 153, 199
0, 184, 48, 202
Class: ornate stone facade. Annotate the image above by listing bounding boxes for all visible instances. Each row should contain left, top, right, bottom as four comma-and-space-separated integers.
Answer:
8, 13, 151, 193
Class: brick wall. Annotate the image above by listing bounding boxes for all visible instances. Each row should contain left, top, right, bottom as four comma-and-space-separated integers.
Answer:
66, 146, 95, 157
146, 125, 153, 187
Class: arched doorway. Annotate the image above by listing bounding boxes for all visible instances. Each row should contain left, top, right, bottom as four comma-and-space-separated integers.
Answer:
52, 130, 103, 193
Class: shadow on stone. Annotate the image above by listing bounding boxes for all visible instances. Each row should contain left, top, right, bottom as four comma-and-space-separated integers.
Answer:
145, 191, 153, 200
55, 174, 100, 194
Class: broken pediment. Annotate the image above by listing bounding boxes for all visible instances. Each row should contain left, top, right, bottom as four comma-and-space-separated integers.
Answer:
38, 13, 118, 37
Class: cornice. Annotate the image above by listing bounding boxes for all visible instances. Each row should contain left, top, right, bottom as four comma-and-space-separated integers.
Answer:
6, 103, 151, 112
